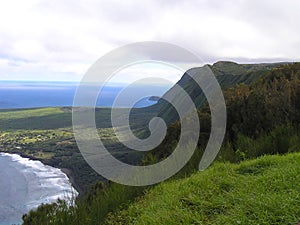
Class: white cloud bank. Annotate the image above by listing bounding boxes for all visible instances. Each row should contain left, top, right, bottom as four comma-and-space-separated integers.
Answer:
0, 0, 299, 81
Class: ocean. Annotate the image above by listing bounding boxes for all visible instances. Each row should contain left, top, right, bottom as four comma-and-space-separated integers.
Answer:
0, 81, 168, 109
0, 153, 77, 225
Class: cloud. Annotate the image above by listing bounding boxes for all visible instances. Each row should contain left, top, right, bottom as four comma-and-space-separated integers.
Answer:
0, 0, 299, 81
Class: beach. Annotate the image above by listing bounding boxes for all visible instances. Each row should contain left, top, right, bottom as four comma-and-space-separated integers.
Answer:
0, 152, 78, 225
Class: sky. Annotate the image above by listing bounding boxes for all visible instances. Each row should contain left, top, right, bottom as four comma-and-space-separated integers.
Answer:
0, 0, 299, 82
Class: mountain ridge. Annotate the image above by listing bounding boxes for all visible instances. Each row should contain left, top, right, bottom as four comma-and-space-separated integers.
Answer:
156, 61, 292, 124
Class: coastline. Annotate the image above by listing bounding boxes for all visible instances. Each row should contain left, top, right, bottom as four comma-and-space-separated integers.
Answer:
0, 150, 81, 195
0, 151, 79, 224
61, 168, 82, 195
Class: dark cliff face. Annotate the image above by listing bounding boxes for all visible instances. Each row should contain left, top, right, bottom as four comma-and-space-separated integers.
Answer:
155, 61, 291, 124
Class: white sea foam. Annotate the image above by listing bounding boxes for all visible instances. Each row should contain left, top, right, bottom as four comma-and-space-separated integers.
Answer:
0, 152, 78, 210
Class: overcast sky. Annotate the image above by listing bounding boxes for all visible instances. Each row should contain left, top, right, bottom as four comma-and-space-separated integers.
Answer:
0, 0, 299, 82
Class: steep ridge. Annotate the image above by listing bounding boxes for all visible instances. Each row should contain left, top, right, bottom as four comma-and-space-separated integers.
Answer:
156, 61, 290, 123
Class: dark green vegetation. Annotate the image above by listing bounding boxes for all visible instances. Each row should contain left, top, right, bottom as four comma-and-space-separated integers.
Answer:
1, 61, 300, 224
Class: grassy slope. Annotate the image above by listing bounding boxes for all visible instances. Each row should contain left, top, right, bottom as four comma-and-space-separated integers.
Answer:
106, 153, 300, 225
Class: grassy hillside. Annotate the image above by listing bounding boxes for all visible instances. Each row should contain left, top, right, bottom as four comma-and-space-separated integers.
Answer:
106, 153, 300, 225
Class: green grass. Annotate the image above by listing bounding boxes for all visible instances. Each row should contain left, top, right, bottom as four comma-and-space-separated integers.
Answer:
106, 153, 300, 225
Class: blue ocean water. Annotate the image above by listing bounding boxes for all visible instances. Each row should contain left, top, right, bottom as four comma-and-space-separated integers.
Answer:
0, 81, 168, 109
0, 153, 77, 225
